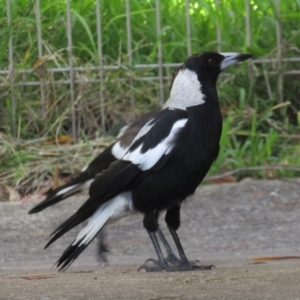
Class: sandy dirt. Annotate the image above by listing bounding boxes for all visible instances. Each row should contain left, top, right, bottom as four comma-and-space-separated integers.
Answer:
1, 179, 300, 299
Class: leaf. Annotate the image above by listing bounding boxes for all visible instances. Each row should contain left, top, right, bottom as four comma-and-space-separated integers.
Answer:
32, 55, 51, 68
251, 256, 300, 261
3, 185, 20, 202
19, 194, 46, 203
210, 176, 236, 184
20, 273, 55, 280
45, 135, 73, 145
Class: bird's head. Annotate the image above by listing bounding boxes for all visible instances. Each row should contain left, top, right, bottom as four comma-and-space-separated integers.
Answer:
185, 51, 252, 84
166, 51, 252, 109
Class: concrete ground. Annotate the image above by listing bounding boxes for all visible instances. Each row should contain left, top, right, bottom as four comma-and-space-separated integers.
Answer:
1, 179, 300, 299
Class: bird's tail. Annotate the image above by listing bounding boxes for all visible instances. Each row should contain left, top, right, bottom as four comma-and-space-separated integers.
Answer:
48, 192, 133, 271
28, 178, 93, 214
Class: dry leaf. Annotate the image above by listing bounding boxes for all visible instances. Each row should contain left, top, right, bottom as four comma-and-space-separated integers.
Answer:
53, 165, 60, 190
210, 175, 236, 184
20, 274, 55, 280
148, 296, 183, 300
19, 194, 46, 203
251, 256, 300, 261
33, 55, 51, 68
3, 185, 21, 202
45, 135, 73, 145
70, 271, 94, 274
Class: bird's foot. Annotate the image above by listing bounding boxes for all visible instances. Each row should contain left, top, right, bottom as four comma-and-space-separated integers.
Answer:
138, 258, 215, 272
138, 259, 181, 272
142, 253, 180, 267
178, 260, 215, 271
165, 253, 181, 265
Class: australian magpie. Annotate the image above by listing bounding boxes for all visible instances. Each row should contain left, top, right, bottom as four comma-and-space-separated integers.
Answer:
40, 51, 252, 272
28, 73, 180, 261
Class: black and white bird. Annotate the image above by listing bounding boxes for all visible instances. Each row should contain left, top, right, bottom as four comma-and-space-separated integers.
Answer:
29, 73, 179, 260
38, 51, 252, 272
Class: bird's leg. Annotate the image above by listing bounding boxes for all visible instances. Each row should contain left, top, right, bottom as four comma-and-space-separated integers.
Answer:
145, 231, 168, 267
165, 205, 215, 271
168, 227, 188, 263
156, 228, 180, 264
139, 230, 186, 272
139, 211, 180, 272
96, 229, 109, 263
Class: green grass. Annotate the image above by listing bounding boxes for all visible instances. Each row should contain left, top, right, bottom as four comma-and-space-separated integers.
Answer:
0, 0, 300, 190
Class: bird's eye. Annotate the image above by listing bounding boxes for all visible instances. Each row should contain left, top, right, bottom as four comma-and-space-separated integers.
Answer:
207, 58, 216, 65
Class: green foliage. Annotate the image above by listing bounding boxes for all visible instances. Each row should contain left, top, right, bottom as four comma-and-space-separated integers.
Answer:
0, 0, 300, 186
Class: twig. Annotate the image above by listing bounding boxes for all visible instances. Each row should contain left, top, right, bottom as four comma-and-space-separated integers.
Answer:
205, 165, 300, 181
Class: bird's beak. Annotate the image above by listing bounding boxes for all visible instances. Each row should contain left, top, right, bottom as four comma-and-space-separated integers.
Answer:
220, 53, 252, 70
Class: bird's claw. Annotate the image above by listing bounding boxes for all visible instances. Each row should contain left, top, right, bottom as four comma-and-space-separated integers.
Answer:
138, 258, 215, 272
181, 259, 216, 270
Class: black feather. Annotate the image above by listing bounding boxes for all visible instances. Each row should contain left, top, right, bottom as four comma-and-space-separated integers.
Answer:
56, 239, 90, 271
28, 144, 116, 214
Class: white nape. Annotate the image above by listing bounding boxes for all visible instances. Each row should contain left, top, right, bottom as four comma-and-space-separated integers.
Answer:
73, 192, 133, 246
164, 69, 205, 110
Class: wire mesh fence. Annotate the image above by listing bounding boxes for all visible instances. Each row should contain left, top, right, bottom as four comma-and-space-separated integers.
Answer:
2, 0, 300, 140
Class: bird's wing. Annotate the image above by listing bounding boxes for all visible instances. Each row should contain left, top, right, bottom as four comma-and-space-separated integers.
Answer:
45, 108, 188, 250
29, 110, 159, 214
122, 108, 188, 170
89, 108, 188, 198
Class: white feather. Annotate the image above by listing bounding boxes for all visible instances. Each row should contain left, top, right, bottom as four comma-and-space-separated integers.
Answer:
112, 120, 156, 160
56, 185, 78, 196
163, 69, 205, 110
111, 141, 129, 159
73, 192, 134, 246
81, 164, 88, 172
80, 179, 93, 190
55, 179, 93, 196
123, 119, 187, 170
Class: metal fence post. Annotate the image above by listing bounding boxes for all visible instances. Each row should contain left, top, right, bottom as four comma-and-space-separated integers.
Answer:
66, 0, 77, 141
275, 0, 284, 105
215, 0, 222, 52
185, 0, 192, 56
155, 0, 164, 105
35, 0, 46, 117
96, 0, 106, 134
6, 0, 16, 137
125, 0, 135, 114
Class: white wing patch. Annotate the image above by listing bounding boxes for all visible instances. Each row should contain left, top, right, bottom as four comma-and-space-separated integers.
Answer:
123, 118, 187, 170
163, 69, 205, 110
112, 120, 156, 160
